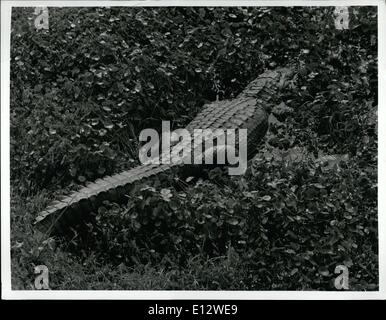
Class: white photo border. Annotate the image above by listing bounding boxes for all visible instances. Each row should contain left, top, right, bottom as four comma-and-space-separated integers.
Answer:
1, 0, 385, 300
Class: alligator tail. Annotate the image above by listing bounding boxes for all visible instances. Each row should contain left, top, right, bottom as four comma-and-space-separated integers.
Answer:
34, 163, 173, 234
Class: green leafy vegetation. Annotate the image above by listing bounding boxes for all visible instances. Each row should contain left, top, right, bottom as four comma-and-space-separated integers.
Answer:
10, 6, 377, 290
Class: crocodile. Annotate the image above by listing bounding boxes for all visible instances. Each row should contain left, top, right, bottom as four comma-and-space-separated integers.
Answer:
34, 66, 296, 235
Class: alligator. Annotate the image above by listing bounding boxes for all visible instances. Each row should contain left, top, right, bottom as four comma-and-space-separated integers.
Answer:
34, 66, 296, 235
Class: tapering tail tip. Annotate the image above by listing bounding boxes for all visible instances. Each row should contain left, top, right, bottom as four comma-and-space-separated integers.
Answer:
34, 163, 172, 235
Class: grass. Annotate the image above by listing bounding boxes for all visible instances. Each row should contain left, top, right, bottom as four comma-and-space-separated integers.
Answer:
11, 189, 249, 290
9, 6, 378, 291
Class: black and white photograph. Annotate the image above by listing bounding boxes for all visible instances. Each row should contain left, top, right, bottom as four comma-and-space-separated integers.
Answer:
1, 0, 385, 299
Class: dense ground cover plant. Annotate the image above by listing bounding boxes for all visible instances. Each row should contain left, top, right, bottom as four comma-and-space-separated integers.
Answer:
10, 6, 377, 290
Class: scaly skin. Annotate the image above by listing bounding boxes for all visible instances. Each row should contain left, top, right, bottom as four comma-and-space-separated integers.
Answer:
34, 66, 296, 234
